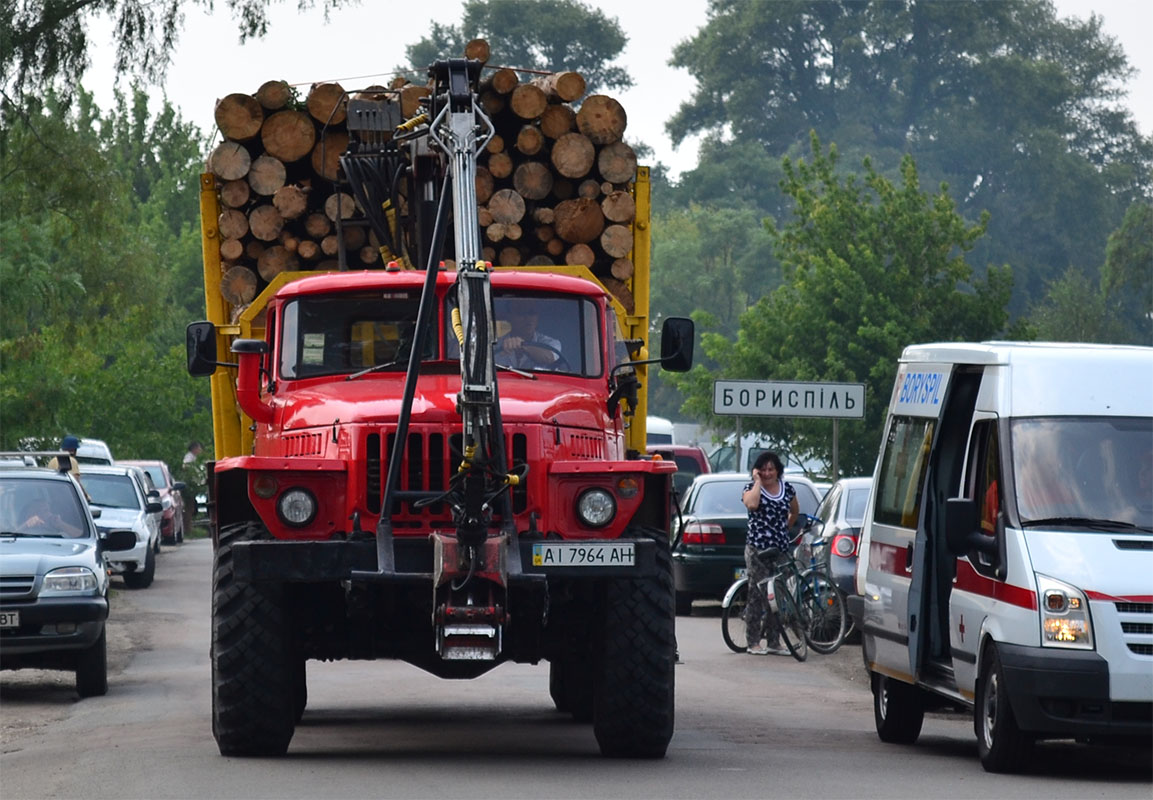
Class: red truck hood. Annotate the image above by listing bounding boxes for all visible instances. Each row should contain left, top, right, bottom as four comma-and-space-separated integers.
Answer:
275, 372, 611, 431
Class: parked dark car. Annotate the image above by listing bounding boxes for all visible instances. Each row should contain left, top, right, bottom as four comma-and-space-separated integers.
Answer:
671, 472, 822, 615
119, 460, 186, 545
811, 476, 873, 600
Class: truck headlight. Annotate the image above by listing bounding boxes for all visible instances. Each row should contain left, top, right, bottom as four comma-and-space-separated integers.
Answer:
277, 488, 317, 527
1036, 573, 1094, 650
42, 567, 98, 593
576, 489, 616, 528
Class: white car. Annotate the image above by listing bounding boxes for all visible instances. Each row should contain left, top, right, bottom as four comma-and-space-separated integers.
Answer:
78, 465, 162, 588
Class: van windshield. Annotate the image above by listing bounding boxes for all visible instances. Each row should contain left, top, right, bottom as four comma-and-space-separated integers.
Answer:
1011, 416, 1153, 531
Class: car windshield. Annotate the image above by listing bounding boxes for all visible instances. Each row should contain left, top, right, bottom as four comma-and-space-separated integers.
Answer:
1011, 416, 1153, 530
692, 481, 748, 515
79, 474, 141, 510
0, 477, 89, 538
444, 292, 603, 378
279, 291, 433, 379
139, 466, 165, 486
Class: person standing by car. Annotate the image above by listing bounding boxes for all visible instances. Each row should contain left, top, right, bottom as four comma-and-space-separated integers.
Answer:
47, 435, 81, 479
741, 451, 799, 656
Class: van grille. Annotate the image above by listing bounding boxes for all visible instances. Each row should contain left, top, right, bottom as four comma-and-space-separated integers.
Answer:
363, 429, 528, 521
1115, 602, 1153, 659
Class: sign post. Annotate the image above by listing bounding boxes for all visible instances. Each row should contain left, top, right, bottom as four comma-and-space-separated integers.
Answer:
712, 380, 866, 480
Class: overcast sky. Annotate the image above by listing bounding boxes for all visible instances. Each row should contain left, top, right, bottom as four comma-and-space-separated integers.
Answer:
83, 0, 1151, 180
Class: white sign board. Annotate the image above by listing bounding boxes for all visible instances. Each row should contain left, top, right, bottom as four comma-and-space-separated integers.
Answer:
714, 380, 865, 419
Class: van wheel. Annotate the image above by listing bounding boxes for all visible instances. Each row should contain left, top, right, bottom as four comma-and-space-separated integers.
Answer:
976, 646, 1032, 773
872, 672, 924, 744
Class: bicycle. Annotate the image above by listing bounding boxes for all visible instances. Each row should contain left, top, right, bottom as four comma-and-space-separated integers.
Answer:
721, 514, 848, 661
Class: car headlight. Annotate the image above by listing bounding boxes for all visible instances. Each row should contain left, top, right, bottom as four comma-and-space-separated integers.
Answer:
576, 489, 616, 528
42, 567, 98, 593
277, 488, 317, 527
1036, 573, 1094, 650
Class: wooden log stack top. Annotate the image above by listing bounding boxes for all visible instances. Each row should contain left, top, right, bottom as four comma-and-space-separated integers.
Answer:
206, 38, 641, 314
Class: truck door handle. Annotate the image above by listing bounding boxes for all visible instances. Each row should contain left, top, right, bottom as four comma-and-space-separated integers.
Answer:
905, 543, 914, 572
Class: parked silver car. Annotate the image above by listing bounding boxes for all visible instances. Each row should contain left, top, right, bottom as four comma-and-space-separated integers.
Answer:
78, 465, 162, 589
0, 461, 135, 696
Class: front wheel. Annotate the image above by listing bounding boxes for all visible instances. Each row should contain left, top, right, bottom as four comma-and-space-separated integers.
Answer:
976, 646, 1033, 773
123, 545, 155, 589
75, 628, 108, 698
801, 571, 847, 654
720, 580, 750, 653
775, 574, 808, 662
872, 672, 924, 744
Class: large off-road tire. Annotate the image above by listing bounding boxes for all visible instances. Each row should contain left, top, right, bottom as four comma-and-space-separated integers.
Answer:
549, 660, 570, 713
292, 656, 308, 724
75, 628, 108, 698
123, 545, 155, 589
212, 520, 296, 756
976, 645, 1033, 773
550, 655, 595, 722
593, 526, 675, 758
872, 671, 925, 744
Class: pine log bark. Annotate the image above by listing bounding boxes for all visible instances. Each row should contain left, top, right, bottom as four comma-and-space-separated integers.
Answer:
218, 209, 249, 240
245, 240, 266, 261
601, 190, 636, 223
477, 206, 494, 228
273, 185, 309, 219
487, 151, 513, 179
510, 84, 548, 120
360, 245, 381, 265
600, 224, 634, 258
324, 192, 357, 221
257, 245, 300, 281
488, 189, 526, 224
486, 223, 508, 243
596, 141, 637, 184
603, 277, 635, 313
465, 38, 490, 64
312, 131, 350, 181
208, 141, 251, 181
219, 238, 244, 262
255, 80, 292, 111
215, 93, 263, 140
221, 266, 258, 306
531, 71, 586, 103
307, 82, 347, 125
341, 225, 366, 251
219, 179, 251, 208
247, 154, 286, 196
486, 68, 519, 95
578, 179, 600, 199
610, 257, 635, 281
498, 246, 523, 266
533, 207, 555, 225
546, 238, 566, 257
262, 110, 317, 162
565, 243, 595, 266
513, 161, 553, 200
515, 125, 544, 156
576, 95, 627, 145
551, 132, 595, 179
304, 212, 332, 238
540, 104, 575, 139
525, 255, 555, 266
400, 85, 431, 117
554, 197, 605, 244
476, 166, 495, 204
486, 134, 505, 154
249, 205, 286, 241
480, 91, 505, 116
297, 240, 321, 260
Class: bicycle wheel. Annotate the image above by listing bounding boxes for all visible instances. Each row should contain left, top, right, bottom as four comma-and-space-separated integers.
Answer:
774, 574, 808, 662
802, 570, 848, 654
721, 580, 750, 653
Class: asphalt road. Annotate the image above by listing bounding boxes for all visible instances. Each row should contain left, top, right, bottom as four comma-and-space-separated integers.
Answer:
1, 539, 1149, 799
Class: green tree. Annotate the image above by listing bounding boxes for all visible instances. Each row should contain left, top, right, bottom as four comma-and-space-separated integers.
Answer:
667, 0, 1151, 317
671, 136, 1012, 476
1100, 202, 1153, 344
403, 0, 632, 92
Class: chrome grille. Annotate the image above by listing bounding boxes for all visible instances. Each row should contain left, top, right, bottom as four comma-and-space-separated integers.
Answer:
0, 575, 35, 596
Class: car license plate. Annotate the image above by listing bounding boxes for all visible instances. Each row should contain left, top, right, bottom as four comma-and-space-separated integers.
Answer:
0, 611, 19, 629
734, 567, 748, 581
532, 543, 635, 567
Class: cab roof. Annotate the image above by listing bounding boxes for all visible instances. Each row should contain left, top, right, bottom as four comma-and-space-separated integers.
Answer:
274, 269, 609, 301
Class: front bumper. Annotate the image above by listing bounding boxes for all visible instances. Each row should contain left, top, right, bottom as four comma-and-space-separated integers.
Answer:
103, 535, 148, 570
0, 596, 108, 663
998, 642, 1153, 738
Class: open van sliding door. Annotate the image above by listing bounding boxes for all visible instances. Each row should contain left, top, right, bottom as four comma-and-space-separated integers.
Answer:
905, 367, 982, 685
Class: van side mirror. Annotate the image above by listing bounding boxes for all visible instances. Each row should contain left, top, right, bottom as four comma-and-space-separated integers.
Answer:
187, 321, 220, 376
944, 497, 1006, 578
659, 317, 694, 373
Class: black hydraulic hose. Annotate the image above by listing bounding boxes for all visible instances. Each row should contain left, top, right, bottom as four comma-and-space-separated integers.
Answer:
376, 168, 452, 537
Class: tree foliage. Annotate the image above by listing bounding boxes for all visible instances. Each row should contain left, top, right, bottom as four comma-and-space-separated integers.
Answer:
403, 0, 632, 91
666, 0, 1151, 317
670, 136, 1012, 476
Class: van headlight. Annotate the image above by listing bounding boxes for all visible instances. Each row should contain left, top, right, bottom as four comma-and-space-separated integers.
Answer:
42, 567, 98, 593
277, 488, 317, 526
1036, 573, 1094, 650
576, 489, 616, 528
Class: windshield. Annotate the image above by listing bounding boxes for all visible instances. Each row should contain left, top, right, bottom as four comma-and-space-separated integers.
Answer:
1011, 416, 1153, 529
444, 292, 603, 377
0, 477, 89, 538
279, 291, 433, 379
79, 474, 141, 510
139, 466, 165, 486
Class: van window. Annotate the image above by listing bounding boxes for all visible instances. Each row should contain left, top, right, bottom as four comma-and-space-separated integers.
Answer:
873, 416, 935, 528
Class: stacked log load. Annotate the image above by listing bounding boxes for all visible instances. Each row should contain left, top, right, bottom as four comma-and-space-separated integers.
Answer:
205, 39, 640, 315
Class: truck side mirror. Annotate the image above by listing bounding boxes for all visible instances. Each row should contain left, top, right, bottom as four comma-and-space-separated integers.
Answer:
660, 317, 694, 373
187, 321, 219, 376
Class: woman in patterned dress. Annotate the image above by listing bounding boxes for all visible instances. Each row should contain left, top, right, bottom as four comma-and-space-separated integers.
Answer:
740, 451, 799, 655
